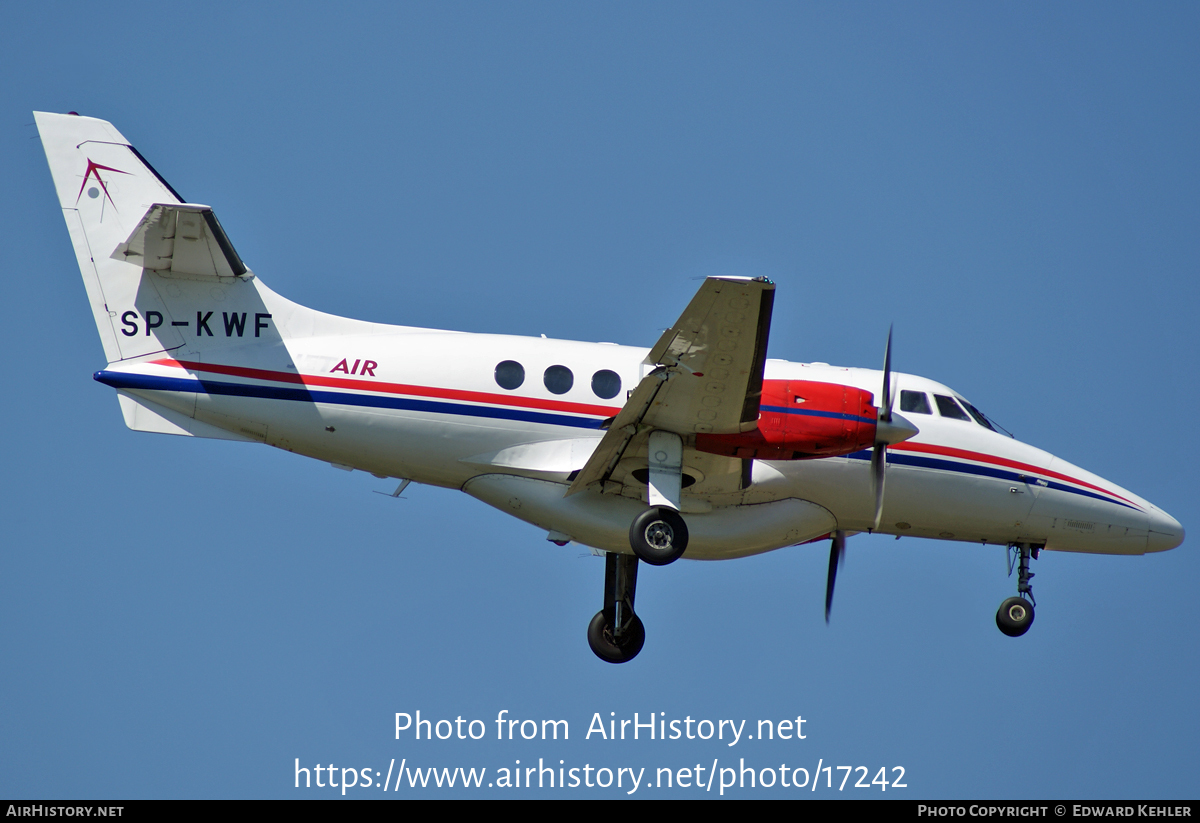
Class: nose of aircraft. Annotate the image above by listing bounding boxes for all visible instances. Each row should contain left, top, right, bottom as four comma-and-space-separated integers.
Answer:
1146, 507, 1185, 553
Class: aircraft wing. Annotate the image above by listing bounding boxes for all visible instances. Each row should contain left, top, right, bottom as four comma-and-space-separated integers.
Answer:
566, 276, 774, 496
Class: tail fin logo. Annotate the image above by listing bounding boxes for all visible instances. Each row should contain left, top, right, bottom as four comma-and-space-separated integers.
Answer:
75, 158, 130, 208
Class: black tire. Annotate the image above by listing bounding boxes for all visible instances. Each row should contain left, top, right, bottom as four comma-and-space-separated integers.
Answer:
587, 610, 645, 664
629, 507, 689, 565
996, 596, 1035, 637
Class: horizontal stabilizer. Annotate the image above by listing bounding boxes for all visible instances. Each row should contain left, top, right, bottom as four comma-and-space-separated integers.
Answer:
113, 203, 249, 279
116, 391, 255, 442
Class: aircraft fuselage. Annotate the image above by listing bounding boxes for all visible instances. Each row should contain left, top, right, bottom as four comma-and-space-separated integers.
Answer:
94, 278, 1181, 561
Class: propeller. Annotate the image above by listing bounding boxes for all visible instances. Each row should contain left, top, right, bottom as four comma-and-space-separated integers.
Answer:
824, 529, 846, 623
827, 328, 917, 624
870, 327, 895, 530
869, 326, 918, 530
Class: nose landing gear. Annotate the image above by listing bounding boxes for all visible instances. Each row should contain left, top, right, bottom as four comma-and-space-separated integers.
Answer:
996, 543, 1039, 637
996, 596, 1034, 636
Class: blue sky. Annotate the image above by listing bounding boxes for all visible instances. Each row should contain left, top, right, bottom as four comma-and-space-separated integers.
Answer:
2, 2, 1197, 798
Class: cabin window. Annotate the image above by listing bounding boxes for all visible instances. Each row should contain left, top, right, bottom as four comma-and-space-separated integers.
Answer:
544, 365, 574, 395
591, 369, 621, 400
934, 394, 971, 421
494, 360, 525, 390
900, 390, 931, 414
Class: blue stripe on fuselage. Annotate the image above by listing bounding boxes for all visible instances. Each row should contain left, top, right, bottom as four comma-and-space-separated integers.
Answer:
759, 405, 876, 425
95, 371, 604, 430
845, 449, 1139, 511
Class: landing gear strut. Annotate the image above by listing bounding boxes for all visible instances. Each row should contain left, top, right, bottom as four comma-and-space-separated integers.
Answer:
628, 430, 689, 566
588, 552, 645, 663
996, 543, 1039, 637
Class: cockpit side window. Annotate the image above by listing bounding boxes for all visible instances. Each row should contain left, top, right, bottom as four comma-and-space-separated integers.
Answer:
900, 390, 931, 414
961, 400, 998, 432
934, 394, 971, 421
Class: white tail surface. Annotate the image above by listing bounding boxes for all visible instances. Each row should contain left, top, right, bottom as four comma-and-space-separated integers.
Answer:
36, 111, 203, 362
116, 391, 258, 442
37, 112, 399, 361
38, 112, 420, 439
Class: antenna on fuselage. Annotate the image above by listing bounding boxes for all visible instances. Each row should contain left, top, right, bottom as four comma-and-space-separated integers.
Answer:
374, 478, 412, 498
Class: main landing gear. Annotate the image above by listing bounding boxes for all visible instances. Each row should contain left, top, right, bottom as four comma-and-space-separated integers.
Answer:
588, 552, 645, 663
588, 501, 688, 663
628, 430, 690, 566
996, 542, 1039, 637
587, 501, 688, 664
629, 506, 689, 565
587, 430, 689, 663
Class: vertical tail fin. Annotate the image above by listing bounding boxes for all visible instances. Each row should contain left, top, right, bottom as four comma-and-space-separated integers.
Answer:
37, 112, 393, 442
36, 111, 189, 362
39, 112, 385, 376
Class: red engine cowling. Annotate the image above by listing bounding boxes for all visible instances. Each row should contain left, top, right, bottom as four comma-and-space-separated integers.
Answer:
695, 379, 877, 460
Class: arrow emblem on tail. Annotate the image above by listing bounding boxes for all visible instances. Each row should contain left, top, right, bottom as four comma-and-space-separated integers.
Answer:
75, 158, 130, 208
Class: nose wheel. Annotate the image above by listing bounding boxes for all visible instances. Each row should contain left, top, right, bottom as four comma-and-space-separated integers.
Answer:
996, 543, 1039, 637
996, 596, 1035, 637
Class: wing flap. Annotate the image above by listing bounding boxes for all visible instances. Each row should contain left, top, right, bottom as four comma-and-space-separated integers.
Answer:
565, 367, 673, 495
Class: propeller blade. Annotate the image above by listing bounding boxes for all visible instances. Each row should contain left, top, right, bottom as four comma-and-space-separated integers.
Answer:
880, 324, 894, 423
871, 326, 895, 531
871, 443, 886, 530
824, 530, 846, 623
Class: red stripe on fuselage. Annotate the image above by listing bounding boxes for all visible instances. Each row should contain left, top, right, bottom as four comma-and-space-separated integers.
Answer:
892, 441, 1139, 509
143, 359, 1137, 509
148, 359, 621, 418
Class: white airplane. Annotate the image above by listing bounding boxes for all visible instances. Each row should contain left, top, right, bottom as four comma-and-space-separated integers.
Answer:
36, 111, 1185, 663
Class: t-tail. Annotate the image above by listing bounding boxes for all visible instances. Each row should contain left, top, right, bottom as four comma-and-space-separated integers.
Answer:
35, 111, 258, 362
34, 111, 382, 441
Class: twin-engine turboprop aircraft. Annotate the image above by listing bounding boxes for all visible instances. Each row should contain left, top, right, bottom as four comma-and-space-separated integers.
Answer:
36, 111, 1185, 663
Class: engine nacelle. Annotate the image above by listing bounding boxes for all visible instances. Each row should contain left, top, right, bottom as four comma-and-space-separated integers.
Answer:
695, 379, 877, 460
